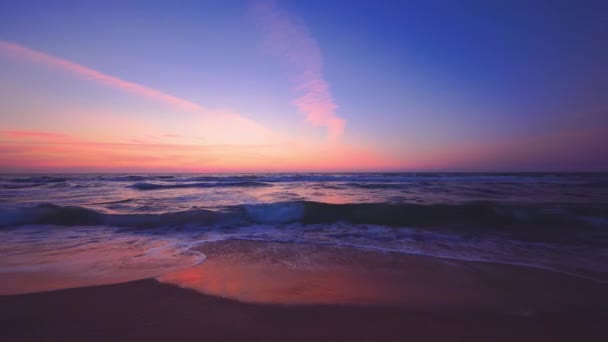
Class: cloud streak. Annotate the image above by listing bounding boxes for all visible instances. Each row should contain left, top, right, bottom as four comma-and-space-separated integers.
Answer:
0, 38, 384, 171
0, 40, 208, 113
0, 40, 283, 146
251, 0, 345, 139
0, 130, 70, 139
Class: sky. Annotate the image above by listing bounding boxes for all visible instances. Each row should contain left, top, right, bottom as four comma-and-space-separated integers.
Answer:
0, 0, 606, 172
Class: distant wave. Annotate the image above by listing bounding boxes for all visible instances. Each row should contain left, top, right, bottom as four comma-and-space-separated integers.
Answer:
97, 175, 177, 182
579, 181, 608, 188
6, 176, 69, 183
343, 182, 404, 189
4, 172, 607, 186
0, 183, 45, 189
128, 181, 272, 190
1, 201, 606, 232
89, 198, 135, 205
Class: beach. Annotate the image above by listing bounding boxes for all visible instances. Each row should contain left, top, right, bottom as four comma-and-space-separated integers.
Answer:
1, 173, 607, 341
2, 0, 607, 338
2, 240, 608, 342
2, 279, 607, 342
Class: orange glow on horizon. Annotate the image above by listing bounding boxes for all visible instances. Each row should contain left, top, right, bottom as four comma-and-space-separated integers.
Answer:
0, 40, 389, 172
0, 129, 402, 172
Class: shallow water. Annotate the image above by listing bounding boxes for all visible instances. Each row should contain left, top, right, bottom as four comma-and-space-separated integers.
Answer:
1, 173, 607, 295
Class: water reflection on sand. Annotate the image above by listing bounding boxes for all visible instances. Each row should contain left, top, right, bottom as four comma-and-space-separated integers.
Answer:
159, 240, 608, 313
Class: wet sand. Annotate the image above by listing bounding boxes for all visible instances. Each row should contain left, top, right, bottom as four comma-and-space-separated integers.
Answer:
1, 278, 607, 342
2, 241, 607, 341
159, 241, 608, 313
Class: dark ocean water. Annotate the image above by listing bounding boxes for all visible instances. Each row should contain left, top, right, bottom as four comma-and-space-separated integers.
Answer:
1, 173, 607, 289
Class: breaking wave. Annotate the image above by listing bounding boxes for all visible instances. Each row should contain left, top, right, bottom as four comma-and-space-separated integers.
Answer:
1, 201, 606, 232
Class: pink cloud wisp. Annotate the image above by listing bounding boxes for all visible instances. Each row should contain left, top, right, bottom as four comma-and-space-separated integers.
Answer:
0, 40, 208, 113
252, 1, 345, 139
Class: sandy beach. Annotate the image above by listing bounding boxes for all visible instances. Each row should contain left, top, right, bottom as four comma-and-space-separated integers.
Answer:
2, 278, 607, 342
159, 241, 608, 312
2, 0, 607, 338
2, 240, 607, 341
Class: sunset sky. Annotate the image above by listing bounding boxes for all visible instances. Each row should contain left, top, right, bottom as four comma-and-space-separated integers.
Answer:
1, 0, 606, 172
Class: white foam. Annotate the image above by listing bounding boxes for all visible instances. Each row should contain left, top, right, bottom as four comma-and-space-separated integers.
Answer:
1, 220, 606, 296
183, 222, 608, 283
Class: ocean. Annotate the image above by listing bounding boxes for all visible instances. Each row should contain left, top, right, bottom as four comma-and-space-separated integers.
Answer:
1, 172, 607, 294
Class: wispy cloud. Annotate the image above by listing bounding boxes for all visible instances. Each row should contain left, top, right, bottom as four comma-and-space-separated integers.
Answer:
0, 40, 281, 146
0, 130, 70, 139
0, 40, 208, 113
251, 0, 345, 139
0, 38, 389, 171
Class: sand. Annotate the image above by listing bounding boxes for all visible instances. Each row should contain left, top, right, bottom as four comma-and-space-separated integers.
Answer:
2, 240, 607, 341
159, 241, 608, 313
1, 278, 607, 342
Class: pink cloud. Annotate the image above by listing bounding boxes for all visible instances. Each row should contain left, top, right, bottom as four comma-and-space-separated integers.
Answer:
251, 0, 345, 139
0, 40, 281, 146
0, 130, 69, 139
0, 40, 208, 113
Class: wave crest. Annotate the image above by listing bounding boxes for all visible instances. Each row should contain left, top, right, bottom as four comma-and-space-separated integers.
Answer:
2, 201, 606, 231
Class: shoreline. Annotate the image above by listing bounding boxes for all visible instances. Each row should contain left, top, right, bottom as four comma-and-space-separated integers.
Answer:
2, 240, 607, 341
158, 240, 608, 313
2, 278, 607, 342
2, 240, 607, 311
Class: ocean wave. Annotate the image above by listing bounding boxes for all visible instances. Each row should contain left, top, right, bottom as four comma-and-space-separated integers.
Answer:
89, 198, 136, 205
343, 182, 404, 189
0, 204, 226, 228
79, 173, 575, 184
579, 181, 608, 188
96, 175, 177, 182
6, 176, 69, 183
3, 173, 606, 187
0, 183, 45, 189
1, 201, 606, 231
128, 181, 272, 190
243, 201, 608, 230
